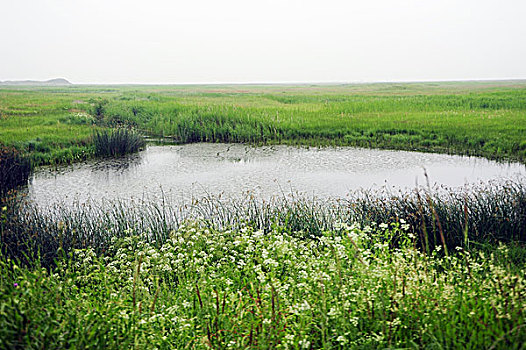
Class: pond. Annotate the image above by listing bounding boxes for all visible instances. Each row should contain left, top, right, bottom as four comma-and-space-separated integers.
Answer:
25, 144, 526, 209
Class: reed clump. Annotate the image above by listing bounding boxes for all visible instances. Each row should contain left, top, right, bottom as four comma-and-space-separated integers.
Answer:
0, 146, 30, 197
92, 129, 145, 157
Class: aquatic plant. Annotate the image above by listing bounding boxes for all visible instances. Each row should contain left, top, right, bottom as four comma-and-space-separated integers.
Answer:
2, 180, 524, 268
0, 146, 30, 197
92, 129, 145, 157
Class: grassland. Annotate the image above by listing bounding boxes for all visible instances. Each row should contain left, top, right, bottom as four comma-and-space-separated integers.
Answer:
1, 80, 526, 167
0, 89, 96, 165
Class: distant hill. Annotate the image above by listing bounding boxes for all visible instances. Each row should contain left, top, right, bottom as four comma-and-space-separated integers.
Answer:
0, 78, 72, 86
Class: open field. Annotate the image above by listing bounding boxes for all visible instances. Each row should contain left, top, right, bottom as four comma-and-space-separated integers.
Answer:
1, 80, 526, 166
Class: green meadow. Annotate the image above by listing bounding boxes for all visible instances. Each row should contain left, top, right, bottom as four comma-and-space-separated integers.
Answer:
1, 80, 526, 166
1, 81, 526, 349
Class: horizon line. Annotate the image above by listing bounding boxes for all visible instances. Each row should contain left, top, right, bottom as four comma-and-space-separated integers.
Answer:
2, 77, 526, 86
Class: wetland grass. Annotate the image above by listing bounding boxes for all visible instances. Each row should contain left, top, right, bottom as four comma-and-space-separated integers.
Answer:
92, 129, 145, 157
1, 175, 525, 349
2, 82, 526, 165
2, 180, 525, 268
0, 146, 30, 197
1, 82, 526, 348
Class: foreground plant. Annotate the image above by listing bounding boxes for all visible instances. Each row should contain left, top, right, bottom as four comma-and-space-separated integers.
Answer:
1, 222, 524, 349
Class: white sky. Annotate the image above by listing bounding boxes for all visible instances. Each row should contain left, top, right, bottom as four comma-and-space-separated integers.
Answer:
1, 0, 525, 84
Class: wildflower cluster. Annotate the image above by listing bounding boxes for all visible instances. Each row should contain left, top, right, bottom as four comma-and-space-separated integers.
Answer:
0, 221, 524, 349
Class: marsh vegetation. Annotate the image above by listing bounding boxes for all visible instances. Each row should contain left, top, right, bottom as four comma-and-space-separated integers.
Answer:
1, 81, 526, 167
92, 129, 145, 157
0, 81, 525, 348
0, 146, 30, 197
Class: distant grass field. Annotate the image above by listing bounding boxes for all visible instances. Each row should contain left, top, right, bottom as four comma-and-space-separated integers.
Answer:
0, 89, 96, 165
1, 81, 526, 166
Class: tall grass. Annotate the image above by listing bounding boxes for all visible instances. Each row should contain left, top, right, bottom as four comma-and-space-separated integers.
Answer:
92, 129, 145, 157
0, 147, 30, 197
2, 180, 524, 267
89, 88, 526, 161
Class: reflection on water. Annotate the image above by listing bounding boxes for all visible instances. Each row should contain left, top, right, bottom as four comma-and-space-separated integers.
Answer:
26, 144, 526, 209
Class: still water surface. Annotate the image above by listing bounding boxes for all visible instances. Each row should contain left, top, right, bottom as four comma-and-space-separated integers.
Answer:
27, 144, 526, 208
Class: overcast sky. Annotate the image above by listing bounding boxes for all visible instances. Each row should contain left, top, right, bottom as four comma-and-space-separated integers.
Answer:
1, 0, 525, 84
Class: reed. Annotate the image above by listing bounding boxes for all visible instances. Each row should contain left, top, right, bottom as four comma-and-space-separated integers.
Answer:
2, 180, 524, 267
0, 147, 30, 197
92, 129, 145, 157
